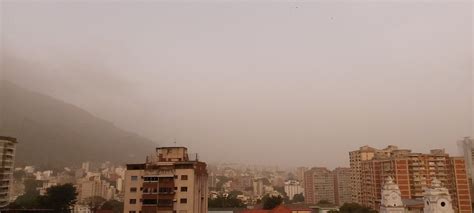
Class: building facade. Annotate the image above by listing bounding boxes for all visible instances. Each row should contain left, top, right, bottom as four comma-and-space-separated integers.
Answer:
124, 147, 208, 213
284, 180, 303, 201
351, 145, 472, 213
304, 167, 335, 204
457, 137, 474, 184
349, 145, 398, 203
0, 136, 17, 207
77, 175, 115, 201
333, 167, 352, 206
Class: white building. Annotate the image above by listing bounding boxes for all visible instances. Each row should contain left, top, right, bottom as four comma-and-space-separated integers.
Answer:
423, 178, 454, 213
380, 177, 404, 213
379, 177, 454, 213
284, 180, 304, 201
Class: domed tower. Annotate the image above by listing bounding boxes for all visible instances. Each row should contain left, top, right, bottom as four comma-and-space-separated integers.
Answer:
380, 176, 405, 213
423, 178, 454, 213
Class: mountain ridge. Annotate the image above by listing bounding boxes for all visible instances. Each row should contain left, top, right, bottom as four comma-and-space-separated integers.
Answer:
0, 80, 156, 168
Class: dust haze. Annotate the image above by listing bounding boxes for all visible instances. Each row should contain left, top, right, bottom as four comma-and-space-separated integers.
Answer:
1, 1, 472, 168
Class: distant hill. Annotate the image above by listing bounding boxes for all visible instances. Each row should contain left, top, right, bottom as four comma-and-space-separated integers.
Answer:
0, 81, 157, 168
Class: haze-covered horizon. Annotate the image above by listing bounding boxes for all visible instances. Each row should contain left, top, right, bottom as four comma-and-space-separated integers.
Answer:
1, 1, 473, 168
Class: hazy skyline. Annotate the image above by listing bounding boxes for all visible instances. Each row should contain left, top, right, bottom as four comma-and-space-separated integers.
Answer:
1, 1, 473, 168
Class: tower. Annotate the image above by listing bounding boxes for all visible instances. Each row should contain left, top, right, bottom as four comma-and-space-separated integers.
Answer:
380, 176, 405, 213
423, 178, 454, 213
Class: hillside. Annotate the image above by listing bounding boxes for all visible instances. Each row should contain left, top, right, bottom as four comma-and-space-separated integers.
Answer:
0, 81, 157, 168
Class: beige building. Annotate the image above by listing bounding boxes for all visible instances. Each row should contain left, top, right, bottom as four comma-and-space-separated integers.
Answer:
333, 167, 351, 206
304, 167, 335, 204
0, 136, 17, 207
77, 175, 115, 201
349, 145, 398, 203
124, 147, 208, 213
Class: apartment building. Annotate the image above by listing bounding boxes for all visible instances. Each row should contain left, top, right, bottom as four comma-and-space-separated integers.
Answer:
354, 146, 472, 213
349, 145, 398, 203
284, 180, 303, 201
77, 175, 115, 201
124, 147, 208, 213
304, 167, 335, 204
458, 137, 474, 183
333, 167, 352, 206
0, 136, 17, 207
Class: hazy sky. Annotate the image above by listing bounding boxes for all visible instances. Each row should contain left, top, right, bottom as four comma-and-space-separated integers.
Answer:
1, 0, 473, 168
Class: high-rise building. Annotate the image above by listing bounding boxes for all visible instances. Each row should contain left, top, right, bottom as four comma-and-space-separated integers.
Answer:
0, 136, 17, 207
296, 167, 309, 183
284, 180, 303, 201
333, 167, 352, 206
304, 167, 335, 204
124, 147, 208, 213
351, 145, 472, 213
77, 175, 115, 201
349, 145, 398, 203
458, 137, 474, 184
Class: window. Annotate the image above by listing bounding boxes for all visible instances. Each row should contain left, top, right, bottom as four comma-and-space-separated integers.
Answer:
129, 199, 137, 204
181, 187, 188, 192
131, 176, 138, 181
158, 199, 173, 207
181, 175, 188, 180
144, 176, 159, 182
180, 198, 187, 204
130, 187, 137, 192
143, 199, 158, 205
159, 187, 173, 194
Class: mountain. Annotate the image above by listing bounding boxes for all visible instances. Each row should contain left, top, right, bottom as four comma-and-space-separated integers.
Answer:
0, 81, 157, 168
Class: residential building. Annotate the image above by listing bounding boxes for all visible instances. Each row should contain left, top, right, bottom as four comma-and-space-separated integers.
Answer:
457, 136, 474, 201
457, 137, 474, 182
353, 146, 472, 213
124, 147, 208, 213
304, 167, 335, 204
284, 180, 303, 201
253, 178, 265, 197
0, 136, 17, 207
296, 167, 308, 183
349, 145, 398, 203
333, 167, 351, 206
77, 175, 115, 201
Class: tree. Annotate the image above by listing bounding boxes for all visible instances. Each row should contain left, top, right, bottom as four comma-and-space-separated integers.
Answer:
83, 196, 106, 213
10, 179, 43, 209
262, 195, 283, 210
101, 200, 124, 213
40, 183, 78, 213
292, 193, 304, 203
338, 203, 378, 213
208, 194, 246, 208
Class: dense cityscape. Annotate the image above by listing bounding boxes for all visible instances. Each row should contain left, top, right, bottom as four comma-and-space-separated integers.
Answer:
0, 136, 473, 212
1, 1, 471, 213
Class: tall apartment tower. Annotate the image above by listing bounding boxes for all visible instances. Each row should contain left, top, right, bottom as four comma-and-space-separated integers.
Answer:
349, 145, 398, 203
284, 180, 304, 201
304, 167, 335, 204
333, 167, 352, 206
457, 137, 474, 184
352, 146, 472, 213
124, 147, 208, 213
0, 136, 17, 207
